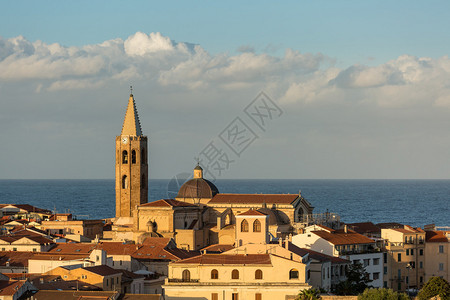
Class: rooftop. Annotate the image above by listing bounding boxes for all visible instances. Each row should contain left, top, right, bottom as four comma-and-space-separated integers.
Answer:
172, 254, 272, 265
209, 194, 299, 205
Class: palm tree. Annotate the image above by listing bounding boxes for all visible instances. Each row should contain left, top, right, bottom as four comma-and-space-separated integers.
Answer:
296, 288, 322, 300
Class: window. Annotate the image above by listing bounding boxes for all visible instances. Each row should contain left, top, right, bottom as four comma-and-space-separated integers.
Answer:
232, 293, 239, 300
384, 281, 388, 288
420, 276, 423, 283
384, 266, 388, 275
106, 278, 109, 286
373, 272, 380, 280
406, 249, 409, 255
122, 175, 128, 189
122, 150, 128, 164
253, 219, 261, 232
241, 219, 249, 232
398, 253, 401, 262
363, 259, 370, 267
255, 293, 262, 300
384, 252, 387, 264
182, 269, 190, 282
373, 258, 380, 265
439, 245, 444, 253
211, 293, 218, 300
439, 263, 444, 271
420, 249, 424, 256
420, 261, 423, 269
289, 269, 299, 279
33, 248, 37, 252
211, 269, 218, 279
255, 269, 263, 279
13, 248, 17, 251
131, 150, 136, 164
353, 260, 359, 265
232, 269, 239, 279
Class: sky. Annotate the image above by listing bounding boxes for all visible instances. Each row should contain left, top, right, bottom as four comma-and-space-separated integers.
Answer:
2, 1, 450, 179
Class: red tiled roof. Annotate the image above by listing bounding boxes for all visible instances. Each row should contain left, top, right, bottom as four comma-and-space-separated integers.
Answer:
48, 243, 96, 254
238, 209, 267, 216
139, 199, 197, 208
0, 280, 27, 296
0, 251, 34, 267
172, 254, 272, 265
312, 230, 375, 245
142, 237, 171, 247
209, 194, 299, 205
346, 222, 381, 235
201, 244, 235, 253
0, 204, 51, 213
426, 231, 449, 243
30, 253, 89, 261
83, 265, 121, 276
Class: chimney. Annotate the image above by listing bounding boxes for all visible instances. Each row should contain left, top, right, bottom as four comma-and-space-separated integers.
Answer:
278, 238, 282, 246
288, 234, 292, 242
284, 238, 289, 249
344, 225, 348, 233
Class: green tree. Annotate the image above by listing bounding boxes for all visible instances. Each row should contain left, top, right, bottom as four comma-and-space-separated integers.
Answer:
333, 262, 372, 295
417, 276, 450, 300
358, 288, 409, 300
296, 288, 322, 300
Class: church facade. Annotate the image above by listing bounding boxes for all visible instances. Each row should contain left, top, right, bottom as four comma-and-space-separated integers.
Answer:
108, 93, 314, 250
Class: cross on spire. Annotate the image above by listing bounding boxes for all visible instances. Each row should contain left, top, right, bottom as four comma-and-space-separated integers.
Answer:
130, 85, 133, 95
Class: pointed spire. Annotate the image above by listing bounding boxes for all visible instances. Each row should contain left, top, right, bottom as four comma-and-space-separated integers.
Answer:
121, 93, 143, 136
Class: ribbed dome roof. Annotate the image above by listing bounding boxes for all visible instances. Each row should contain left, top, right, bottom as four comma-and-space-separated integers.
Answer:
176, 178, 219, 200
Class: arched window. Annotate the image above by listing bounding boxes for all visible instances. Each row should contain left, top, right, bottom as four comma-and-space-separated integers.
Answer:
340, 265, 343, 276
131, 150, 136, 164
141, 174, 146, 188
255, 269, 263, 279
122, 175, 128, 189
297, 207, 304, 222
182, 269, 190, 282
231, 269, 239, 279
141, 150, 146, 164
253, 219, 261, 232
289, 268, 299, 279
241, 219, 249, 232
211, 269, 218, 279
122, 150, 128, 164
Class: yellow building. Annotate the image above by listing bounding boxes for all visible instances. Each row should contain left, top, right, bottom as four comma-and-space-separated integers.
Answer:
46, 265, 122, 291
381, 226, 426, 292
164, 253, 310, 300
424, 229, 449, 282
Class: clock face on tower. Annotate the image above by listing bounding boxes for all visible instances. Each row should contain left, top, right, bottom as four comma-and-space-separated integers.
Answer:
121, 136, 128, 144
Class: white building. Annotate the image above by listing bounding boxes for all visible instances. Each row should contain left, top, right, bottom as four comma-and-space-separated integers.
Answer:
292, 224, 384, 288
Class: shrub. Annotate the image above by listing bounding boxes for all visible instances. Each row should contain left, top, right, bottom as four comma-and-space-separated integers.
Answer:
358, 288, 409, 300
417, 276, 450, 300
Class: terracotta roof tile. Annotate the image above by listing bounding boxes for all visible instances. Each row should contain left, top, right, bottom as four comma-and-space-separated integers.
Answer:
346, 222, 381, 235
238, 209, 267, 216
139, 199, 197, 208
83, 265, 122, 276
312, 230, 375, 245
209, 194, 299, 205
30, 290, 117, 300
201, 244, 235, 253
0, 251, 34, 267
48, 243, 96, 254
426, 231, 449, 243
172, 254, 272, 265
0, 280, 27, 296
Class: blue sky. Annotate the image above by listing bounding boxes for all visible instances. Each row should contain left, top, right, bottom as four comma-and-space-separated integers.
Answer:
2, 1, 449, 65
2, 1, 450, 179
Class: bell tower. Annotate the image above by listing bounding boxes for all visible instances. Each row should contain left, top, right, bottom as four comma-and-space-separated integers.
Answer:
115, 91, 148, 219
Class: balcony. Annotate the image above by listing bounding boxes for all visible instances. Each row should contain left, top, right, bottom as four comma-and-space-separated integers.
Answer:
167, 278, 200, 283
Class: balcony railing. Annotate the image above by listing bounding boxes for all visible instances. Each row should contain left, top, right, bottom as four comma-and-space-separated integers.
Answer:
168, 278, 200, 283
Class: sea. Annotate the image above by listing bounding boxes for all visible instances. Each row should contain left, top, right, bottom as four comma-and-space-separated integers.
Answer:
0, 179, 448, 228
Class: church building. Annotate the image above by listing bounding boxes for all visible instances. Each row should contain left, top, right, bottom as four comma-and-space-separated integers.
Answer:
106, 92, 314, 250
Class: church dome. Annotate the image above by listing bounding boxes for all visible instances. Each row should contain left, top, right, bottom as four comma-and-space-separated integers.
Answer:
176, 178, 219, 199
176, 165, 219, 200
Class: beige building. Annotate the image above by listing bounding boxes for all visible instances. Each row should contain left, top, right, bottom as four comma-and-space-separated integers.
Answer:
0, 235, 54, 252
46, 265, 122, 291
424, 229, 449, 282
40, 219, 103, 240
164, 253, 310, 300
381, 226, 426, 292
